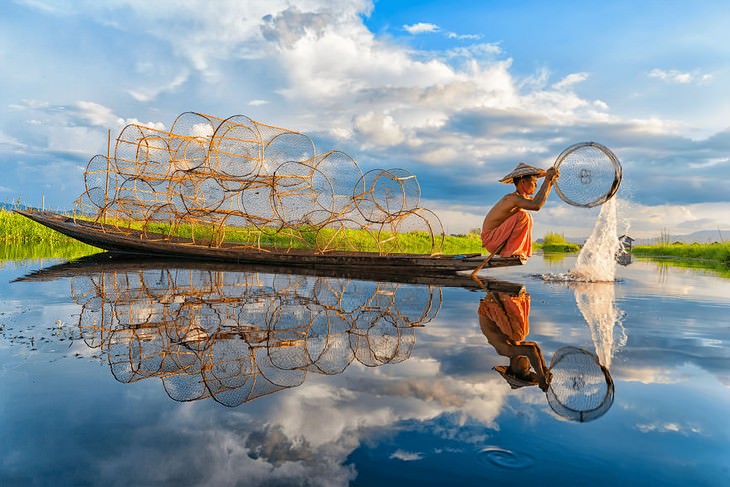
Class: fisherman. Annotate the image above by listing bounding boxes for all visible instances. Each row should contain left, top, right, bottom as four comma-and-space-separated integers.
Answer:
481, 163, 559, 259
478, 290, 550, 391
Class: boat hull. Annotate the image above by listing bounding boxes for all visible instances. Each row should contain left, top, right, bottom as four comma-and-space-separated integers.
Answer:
16, 210, 525, 274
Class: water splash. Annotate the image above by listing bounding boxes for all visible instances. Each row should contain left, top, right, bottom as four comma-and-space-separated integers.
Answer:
571, 282, 627, 368
569, 197, 620, 282
536, 197, 620, 283
533, 197, 627, 367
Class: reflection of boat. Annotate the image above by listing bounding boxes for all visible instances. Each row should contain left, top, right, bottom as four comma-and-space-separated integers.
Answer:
58, 262, 445, 406
17, 259, 518, 407
15, 253, 526, 293
16, 210, 524, 275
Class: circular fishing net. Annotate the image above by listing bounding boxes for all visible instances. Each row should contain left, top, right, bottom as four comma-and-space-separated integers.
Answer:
264, 131, 316, 168
271, 161, 325, 226
169, 112, 218, 139
162, 371, 208, 402
115, 124, 151, 178
554, 142, 622, 208
315, 151, 363, 216
546, 346, 614, 422
305, 310, 354, 375
84, 155, 116, 209
353, 169, 420, 223
201, 335, 257, 406
209, 115, 261, 180
137, 135, 172, 183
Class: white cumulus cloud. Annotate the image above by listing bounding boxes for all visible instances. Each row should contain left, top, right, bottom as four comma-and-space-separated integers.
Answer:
553, 72, 589, 90
648, 68, 713, 85
353, 111, 406, 146
404, 22, 440, 34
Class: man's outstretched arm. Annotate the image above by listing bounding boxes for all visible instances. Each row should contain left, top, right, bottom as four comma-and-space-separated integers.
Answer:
514, 167, 559, 211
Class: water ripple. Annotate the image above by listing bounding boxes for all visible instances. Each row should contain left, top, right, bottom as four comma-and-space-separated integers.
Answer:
530, 272, 621, 283
479, 446, 534, 469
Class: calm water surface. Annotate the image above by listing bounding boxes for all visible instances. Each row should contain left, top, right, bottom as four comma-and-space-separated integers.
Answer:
0, 254, 728, 486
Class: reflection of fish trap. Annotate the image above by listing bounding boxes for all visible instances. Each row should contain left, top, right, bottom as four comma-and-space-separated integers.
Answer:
69, 266, 441, 407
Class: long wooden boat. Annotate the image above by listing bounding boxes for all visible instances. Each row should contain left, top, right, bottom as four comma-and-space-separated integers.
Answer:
16, 209, 525, 275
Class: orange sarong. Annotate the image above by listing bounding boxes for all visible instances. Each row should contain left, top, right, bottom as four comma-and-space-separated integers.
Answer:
478, 292, 531, 341
481, 210, 533, 258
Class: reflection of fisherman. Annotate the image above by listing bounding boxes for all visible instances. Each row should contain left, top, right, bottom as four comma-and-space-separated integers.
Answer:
478, 290, 551, 391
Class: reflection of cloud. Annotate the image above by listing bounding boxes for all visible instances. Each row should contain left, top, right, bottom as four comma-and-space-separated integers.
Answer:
272, 367, 508, 448
72, 363, 504, 486
390, 449, 424, 461
95, 405, 358, 487
91, 371, 502, 487
636, 422, 703, 435
246, 424, 316, 465
618, 367, 685, 385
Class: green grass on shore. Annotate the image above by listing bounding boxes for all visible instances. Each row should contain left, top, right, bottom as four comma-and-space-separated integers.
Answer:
636, 256, 730, 279
1, 208, 78, 244
632, 241, 730, 278
1, 209, 100, 261
534, 232, 580, 253
633, 242, 730, 265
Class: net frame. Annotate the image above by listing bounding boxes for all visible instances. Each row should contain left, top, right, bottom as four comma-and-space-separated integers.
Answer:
546, 346, 614, 422
553, 142, 622, 208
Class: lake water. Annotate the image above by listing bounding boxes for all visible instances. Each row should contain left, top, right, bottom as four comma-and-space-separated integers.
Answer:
1, 254, 728, 486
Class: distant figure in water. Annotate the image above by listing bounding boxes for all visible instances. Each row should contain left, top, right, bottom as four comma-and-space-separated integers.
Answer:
481, 163, 559, 259
478, 290, 551, 391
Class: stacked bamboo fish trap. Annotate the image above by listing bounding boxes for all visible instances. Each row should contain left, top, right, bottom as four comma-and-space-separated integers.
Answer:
77, 112, 444, 255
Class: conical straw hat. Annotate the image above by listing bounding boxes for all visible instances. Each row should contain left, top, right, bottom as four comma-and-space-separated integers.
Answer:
499, 163, 547, 184
493, 365, 539, 389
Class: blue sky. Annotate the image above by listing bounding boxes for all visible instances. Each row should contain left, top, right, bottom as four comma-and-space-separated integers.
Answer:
1, 0, 729, 238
